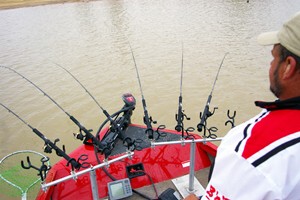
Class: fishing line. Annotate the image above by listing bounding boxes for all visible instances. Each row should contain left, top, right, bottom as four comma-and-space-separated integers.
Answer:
197, 52, 229, 133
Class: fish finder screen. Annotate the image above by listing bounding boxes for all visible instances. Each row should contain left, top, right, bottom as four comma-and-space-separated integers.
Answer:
111, 182, 124, 197
108, 178, 132, 199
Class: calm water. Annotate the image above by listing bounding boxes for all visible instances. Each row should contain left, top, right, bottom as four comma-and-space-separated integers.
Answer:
1, 0, 300, 164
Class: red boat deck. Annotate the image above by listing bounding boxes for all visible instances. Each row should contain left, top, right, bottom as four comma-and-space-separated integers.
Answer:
36, 124, 217, 200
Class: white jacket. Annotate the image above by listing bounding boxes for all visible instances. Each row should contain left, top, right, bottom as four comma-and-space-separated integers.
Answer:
204, 97, 300, 200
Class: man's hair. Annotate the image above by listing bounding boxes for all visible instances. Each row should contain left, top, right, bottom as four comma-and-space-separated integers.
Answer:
279, 44, 300, 71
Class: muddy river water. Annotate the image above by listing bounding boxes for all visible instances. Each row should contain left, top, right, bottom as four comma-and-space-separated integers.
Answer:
1, 0, 300, 167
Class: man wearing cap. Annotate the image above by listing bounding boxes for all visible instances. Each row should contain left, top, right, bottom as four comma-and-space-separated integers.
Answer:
186, 12, 300, 200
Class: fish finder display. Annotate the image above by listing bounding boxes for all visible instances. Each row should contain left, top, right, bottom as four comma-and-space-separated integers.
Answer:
108, 178, 132, 200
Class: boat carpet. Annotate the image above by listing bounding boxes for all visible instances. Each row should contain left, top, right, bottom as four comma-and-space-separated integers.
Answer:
109, 125, 182, 156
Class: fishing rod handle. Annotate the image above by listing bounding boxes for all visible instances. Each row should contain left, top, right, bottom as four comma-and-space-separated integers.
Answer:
146, 128, 154, 140
33, 128, 81, 168
70, 115, 82, 128
175, 124, 183, 132
207, 94, 212, 104
197, 94, 213, 132
142, 99, 155, 128
69, 116, 91, 137
197, 110, 207, 132
66, 158, 81, 170
69, 115, 105, 149
102, 108, 125, 137
33, 129, 67, 157
32, 128, 48, 140
175, 96, 183, 132
142, 99, 148, 110
177, 96, 183, 118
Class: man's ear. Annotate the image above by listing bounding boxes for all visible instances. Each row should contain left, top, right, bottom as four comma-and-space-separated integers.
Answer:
283, 57, 297, 79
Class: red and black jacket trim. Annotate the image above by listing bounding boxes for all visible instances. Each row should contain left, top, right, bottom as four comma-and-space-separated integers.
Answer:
235, 96, 300, 167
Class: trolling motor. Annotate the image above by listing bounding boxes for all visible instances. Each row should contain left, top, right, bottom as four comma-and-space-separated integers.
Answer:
93, 93, 137, 158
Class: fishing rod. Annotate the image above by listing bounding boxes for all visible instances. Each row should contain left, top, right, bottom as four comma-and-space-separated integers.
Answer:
51, 63, 150, 198
51, 62, 135, 144
51, 62, 103, 112
0, 66, 107, 152
197, 52, 229, 133
129, 45, 156, 140
175, 43, 190, 133
47, 63, 150, 198
0, 103, 83, 170
50, 63, 155, 199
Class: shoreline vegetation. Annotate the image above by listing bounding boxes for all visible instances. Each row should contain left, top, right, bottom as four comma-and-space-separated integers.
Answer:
0, 0, 88, 10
